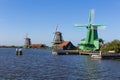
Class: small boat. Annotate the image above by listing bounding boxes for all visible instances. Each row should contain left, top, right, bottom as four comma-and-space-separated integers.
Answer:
52, 49, 68, 55
91, 51, 102, 59
91, 54, 102, 59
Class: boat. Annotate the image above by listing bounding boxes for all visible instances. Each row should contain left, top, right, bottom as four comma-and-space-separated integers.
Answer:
91, 54, 102, 59
52, 49, 68, 55
91, 51, 102, 59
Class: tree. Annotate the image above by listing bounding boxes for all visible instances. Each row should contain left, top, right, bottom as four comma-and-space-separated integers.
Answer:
100, 40, 120, 53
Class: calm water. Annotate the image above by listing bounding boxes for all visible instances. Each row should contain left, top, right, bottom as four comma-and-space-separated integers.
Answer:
0, 48, 120, 80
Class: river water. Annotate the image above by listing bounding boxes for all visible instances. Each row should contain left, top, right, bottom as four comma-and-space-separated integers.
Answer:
0, 48, 120, 80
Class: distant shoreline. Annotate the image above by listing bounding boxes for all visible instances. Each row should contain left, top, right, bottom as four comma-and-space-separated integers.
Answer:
0, 46, 23, 48
0, 46, 52, 50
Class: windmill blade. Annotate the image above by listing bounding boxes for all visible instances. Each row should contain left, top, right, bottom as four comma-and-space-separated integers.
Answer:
92, 24, 106, 27
55, 24, 58, 32
74, 24, 88, 27
89, 9, 94, 24
26, 33, 28, 38
52, 33, 55, 42
53, 25, 59, 41
91, 24, 106, 30
98, 26, 106, 30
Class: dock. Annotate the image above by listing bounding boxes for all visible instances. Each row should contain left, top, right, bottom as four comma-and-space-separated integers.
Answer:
91, 51, 120, 59
80, 52, 99, 55
52, 50, 80, 55
102, 54, 120, 59
52, 49, 120, 59
52, 50, 100, 55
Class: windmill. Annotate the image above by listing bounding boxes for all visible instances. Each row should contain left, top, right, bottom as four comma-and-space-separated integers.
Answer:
75, 9, 105, 50
24, 33, 31, 48
53, 25, 64, 45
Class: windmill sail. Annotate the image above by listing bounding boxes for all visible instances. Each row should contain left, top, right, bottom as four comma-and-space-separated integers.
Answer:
53, 25, 58, 42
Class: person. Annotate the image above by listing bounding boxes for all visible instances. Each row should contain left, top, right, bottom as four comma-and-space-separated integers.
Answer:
16, 48, 19, 55
19, 48, 22, 55
16, 48, 22, 55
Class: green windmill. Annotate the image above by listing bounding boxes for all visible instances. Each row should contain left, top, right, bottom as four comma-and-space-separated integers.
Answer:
75, 9, 105, 51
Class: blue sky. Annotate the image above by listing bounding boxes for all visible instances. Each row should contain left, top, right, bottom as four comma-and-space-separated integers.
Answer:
0, 0, 120, 46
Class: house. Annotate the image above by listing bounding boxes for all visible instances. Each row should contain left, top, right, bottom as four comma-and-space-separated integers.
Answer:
57, 41, 76, 50
30, 44, 45, 48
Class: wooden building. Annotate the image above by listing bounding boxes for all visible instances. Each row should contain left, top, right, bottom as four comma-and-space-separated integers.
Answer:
30, 44, 45, 48
57, 41, 76, 50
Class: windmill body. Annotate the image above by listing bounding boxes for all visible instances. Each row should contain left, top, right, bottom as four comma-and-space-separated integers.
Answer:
24, 33, 31, 48
75, 9, 105, 50
53, 31, 64, 44
52, 25, 64, 45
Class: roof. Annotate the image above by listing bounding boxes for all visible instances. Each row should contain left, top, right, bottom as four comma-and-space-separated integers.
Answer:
58, 41, 70, 47
31, 44, 45, 47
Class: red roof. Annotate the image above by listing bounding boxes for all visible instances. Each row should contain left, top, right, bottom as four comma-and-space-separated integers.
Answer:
58, 41, 70, 47
31, 44, 44, 48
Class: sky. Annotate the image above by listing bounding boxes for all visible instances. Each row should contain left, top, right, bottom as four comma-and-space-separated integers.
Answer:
0, 0, 120, 46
